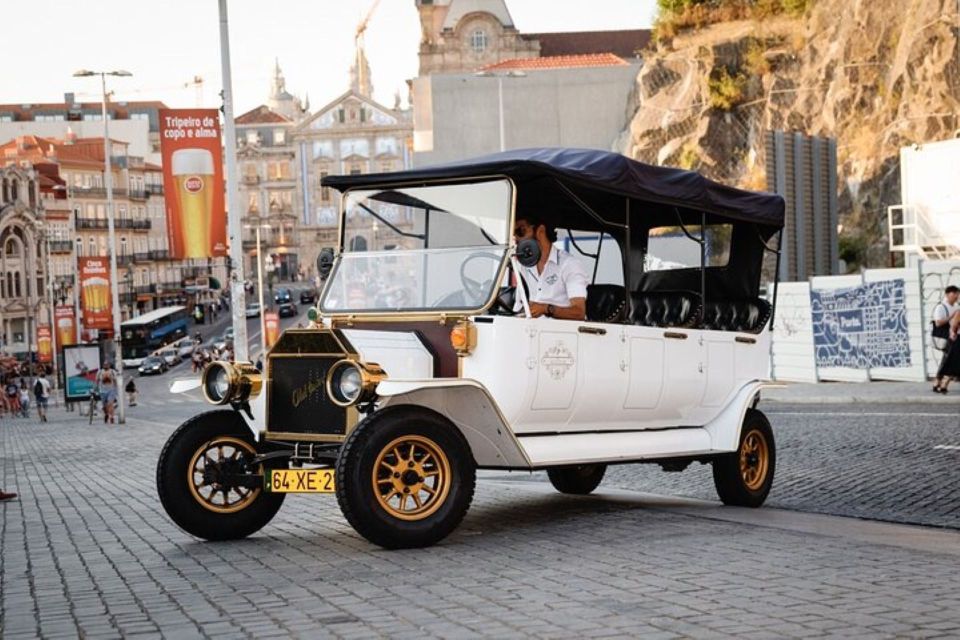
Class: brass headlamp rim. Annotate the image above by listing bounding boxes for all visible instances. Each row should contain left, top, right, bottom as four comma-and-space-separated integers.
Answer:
201, 360, 263, 405
325, 359, 386, 408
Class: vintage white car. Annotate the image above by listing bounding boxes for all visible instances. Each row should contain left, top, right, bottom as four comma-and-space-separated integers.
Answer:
157, 148, 785, 549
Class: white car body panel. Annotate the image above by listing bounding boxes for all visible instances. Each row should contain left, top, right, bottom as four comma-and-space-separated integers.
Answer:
341, 330, 433, 379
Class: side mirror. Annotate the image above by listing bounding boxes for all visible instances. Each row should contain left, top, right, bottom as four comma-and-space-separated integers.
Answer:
317, 247, 335, 278
516, 238, 540, 268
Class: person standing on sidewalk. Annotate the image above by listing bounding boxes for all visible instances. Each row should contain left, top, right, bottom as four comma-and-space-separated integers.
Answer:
34, 371, 51, 422
18, 381, 30, 418
932, 285, 960, 394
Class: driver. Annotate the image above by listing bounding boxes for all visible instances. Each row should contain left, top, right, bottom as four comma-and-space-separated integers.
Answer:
513, 214, 587, 320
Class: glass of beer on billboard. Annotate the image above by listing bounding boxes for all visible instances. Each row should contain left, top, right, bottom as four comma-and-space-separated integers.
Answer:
172, 148, 214, 258
57, 316, 76, 346
82, 277, 110, 313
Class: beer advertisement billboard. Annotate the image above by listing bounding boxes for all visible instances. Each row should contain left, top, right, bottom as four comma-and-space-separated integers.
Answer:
264, 312, 281, 349
78, 257, 112, 330
159, 109, 227, 259
55, 305, 77, 347
37, 325, 52, 363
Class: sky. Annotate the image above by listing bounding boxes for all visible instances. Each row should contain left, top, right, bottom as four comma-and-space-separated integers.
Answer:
4, 0, 658, 115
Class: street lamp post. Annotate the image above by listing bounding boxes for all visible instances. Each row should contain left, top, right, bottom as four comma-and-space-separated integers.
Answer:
474, 70, 527, 152
244, 224, 271, 358
73, 68, 131, 424
34, 222, 59, 389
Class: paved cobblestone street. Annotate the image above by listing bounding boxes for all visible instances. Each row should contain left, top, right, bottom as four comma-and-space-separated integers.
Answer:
3, 403, 960, 638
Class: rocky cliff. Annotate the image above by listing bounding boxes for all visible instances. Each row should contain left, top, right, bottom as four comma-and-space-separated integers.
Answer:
619, 0, 960, 266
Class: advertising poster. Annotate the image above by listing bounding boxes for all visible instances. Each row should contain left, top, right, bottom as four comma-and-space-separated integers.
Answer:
78, 257, 113, 330
264, 312, 281, 349
55, 305, 77, 347
810, 279, 910, 369
158, 109, 227, 259
63, 344, 101, 402
37, 325, 52, 363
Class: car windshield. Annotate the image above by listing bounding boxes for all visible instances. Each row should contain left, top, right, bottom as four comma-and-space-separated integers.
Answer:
321, 179, 512, 314
144, 357, 161, 365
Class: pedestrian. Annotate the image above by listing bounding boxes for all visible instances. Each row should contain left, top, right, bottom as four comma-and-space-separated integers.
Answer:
6, 377, 21, 417
255, 356, 263, 372
932, 285, 960, 394
98, 366, 118, 424
34, 371, 51, 423
125, 378, 138, 407
18, 381, 30, 418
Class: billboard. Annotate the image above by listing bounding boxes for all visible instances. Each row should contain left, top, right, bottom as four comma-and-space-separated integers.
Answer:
264, 311, 281, 349
63, 344, 102, 402
37, 325, 52, 363
55, 305, 77, 347
78, 257, 113, 330
159, 109, 227, 259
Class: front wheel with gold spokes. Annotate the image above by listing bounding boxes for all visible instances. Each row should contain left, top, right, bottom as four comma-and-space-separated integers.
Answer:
157, 410, 285, 541
336, 407, 476, 549
712, 408, 775, 507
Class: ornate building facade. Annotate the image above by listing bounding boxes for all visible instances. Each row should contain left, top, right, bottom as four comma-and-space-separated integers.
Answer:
291, 39, 413, 273
235, 61, 306, 282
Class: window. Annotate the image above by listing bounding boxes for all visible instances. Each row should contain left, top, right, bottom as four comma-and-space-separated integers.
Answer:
645, 224, 732, 271
338, 109, 345, 123
246, 130, 259, 145
319, 171, 329, 202
274, 129, 286, 144
471, 29, 488, 53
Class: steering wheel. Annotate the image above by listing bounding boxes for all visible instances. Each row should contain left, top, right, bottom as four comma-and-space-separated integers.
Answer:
459, 251, 503, 305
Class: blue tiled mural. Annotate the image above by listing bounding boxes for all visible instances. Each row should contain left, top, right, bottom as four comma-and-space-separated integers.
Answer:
810, 279, 911, 369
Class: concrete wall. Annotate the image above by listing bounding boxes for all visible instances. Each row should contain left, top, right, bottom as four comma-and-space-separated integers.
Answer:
413, 62, 641, 166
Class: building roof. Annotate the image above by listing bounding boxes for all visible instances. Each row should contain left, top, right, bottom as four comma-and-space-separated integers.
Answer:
481, 53, 627, 71
0, 134, 128, 169
0, 100, 168, 122
236, 105, 291, 125
442, 0, 514, 30
525, 29, 650, 59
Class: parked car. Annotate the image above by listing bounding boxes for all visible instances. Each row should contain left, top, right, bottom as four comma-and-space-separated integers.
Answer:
158, 148, 784, 550
138, 356, 167, 376
274, 288, 292, 304
277, 301, 298, 318
153, 347, 182, 367
244, 303, 261, 318
299, 288, 317, 304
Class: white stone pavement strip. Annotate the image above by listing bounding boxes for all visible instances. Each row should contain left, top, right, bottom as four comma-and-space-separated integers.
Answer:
3, 415, 960, 637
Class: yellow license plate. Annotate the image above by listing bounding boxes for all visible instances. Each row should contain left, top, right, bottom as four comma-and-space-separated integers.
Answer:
266, 469, 336, 493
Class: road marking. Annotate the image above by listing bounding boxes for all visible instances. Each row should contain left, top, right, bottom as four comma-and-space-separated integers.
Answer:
768, 411, 958, 418
933, 445, 960, 451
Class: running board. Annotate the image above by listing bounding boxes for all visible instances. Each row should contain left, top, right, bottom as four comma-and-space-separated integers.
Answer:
517, 428, 716, 467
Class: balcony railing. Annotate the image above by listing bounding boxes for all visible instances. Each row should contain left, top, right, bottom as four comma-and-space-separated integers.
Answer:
160, 281, 182, 291
128, 189, 148, 201
147, 184, 164, 195
149, 249, 170, 260
75, 217, 152, 230
135, 284, 156, 295
134, 252, 151, 263
119, 292, 136, 305
117, 254, 134, 267
48, 240, 74, 253
69, 186, 131, 198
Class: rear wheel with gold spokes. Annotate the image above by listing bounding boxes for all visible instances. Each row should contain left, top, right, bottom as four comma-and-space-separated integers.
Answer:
336, 407, 476, 549
712, 408, 775, 507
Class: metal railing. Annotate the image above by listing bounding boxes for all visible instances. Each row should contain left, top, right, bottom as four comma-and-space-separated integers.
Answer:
887, 204, 960, 262
147, 184, 164, 195
48, 240, 74, 253
134, 252, 151, 263
128, 189, 148, 200
135, 284, 156, 295
149, 249, 170, 260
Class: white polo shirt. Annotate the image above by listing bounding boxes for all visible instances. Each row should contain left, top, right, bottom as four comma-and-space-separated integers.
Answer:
517, 245, 589, 307
933, 297, 959, 323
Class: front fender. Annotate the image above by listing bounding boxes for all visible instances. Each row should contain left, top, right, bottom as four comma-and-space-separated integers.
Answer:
377, 379, 531, 469
703, 380, 781, 451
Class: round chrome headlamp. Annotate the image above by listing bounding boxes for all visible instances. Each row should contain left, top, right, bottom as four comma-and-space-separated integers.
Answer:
202, 361, 235, 405
326, 359, 386, 407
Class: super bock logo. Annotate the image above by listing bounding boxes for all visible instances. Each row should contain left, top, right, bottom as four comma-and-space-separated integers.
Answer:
541, 341, 575, 380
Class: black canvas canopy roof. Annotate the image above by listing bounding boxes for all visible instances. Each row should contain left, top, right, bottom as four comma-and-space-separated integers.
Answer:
323, 148, 785, 229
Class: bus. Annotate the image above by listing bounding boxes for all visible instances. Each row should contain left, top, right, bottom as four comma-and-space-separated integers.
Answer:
120, 306, 190, 367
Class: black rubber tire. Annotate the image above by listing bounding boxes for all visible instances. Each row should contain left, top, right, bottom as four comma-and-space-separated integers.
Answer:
335, 406, 476, 549
156, 410, 285, 541
712, 408, 776, 507
546, 464, 607, 495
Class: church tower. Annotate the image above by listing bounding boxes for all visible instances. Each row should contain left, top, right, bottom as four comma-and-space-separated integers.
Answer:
414, 0, 538, 76
267, 59, 304, 121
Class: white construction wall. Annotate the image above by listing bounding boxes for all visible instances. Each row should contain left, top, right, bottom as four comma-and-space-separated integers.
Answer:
769, 259, 960, 382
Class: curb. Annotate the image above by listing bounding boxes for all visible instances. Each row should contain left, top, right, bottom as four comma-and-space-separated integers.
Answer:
760, 394, 959, 405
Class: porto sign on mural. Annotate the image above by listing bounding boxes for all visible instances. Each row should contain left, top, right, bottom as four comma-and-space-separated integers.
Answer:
810, 279, 910, 369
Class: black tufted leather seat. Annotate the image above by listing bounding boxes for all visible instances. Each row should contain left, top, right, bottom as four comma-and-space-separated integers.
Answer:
585, 284, 627, 323
630, 291, 702, 328
700, 298, 771, 333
